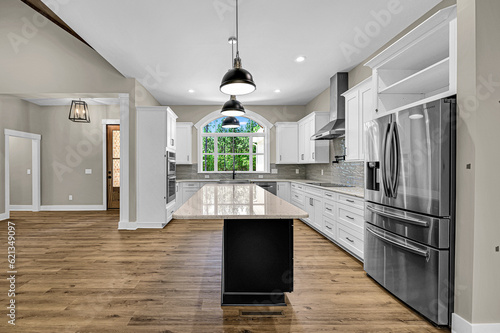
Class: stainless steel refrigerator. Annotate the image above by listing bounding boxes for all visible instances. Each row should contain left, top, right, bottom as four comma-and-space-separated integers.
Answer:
364, 97, 456, 326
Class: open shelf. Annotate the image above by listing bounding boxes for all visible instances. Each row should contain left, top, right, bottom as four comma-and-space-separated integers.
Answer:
379, 57, 450, 94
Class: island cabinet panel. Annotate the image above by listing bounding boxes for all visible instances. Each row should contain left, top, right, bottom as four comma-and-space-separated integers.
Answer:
222, 219, 293, 306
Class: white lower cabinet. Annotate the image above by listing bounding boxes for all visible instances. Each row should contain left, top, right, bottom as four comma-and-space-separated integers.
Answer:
289, 182, 365, 261
176, 182, 201, 211
277, 182, 291, 202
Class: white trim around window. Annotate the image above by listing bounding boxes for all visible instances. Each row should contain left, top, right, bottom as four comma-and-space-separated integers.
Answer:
196, 110, 271, 174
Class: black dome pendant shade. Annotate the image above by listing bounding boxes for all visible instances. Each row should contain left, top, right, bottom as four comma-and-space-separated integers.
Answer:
220, 0, 256, 96
221, 95, 245, 117
222, 116, 240, 129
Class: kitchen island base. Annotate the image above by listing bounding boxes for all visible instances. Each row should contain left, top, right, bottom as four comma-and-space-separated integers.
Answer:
222, 218, 293, 306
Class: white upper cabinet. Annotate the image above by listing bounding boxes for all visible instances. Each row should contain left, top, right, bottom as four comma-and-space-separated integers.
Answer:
297, 112, 330, 164
176, 122, 193, 164
365, 5, 457, 118
343, 78, 372, 161
275, 122, 298, 164
166, 108, 178, 151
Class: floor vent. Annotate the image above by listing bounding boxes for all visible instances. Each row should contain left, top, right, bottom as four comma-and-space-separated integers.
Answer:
239, 311, 284, 317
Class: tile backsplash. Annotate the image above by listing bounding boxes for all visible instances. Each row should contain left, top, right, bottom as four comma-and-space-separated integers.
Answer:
178, 137, 364, 186
305, 136, 365, 187
177, 163, 306, 180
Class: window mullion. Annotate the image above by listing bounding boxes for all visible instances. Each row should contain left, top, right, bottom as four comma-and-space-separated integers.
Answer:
214, 136, 218, 172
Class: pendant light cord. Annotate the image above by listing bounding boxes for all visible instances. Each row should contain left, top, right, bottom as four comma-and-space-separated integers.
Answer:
235, 0, 239, 56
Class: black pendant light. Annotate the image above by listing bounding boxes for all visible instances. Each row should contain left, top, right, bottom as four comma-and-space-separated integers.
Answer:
68, 99, 90, 123
220, 0, 256, 95
221, 95, 245, 116
222, 116, 240, 129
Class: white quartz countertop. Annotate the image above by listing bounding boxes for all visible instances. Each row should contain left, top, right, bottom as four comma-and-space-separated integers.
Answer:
173, 184, 309, 220
176, 179, 365, 198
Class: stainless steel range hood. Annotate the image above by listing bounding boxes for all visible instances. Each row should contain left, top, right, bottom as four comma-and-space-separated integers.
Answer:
311, 73, 348, 140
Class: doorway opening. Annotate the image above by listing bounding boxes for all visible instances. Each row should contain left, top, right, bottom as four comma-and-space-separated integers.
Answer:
106, 124, 120, 209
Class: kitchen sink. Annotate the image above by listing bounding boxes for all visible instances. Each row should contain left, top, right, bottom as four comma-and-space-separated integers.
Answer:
306, 182, 354, 188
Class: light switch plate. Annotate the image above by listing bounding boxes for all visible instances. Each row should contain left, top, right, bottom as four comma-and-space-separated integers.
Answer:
271, 169, 278, 174
69, 195, 73, 201
321, 169, 324, 175
295, 169, 299, 174
27, 169, 31, 175
85, 169, 92, 174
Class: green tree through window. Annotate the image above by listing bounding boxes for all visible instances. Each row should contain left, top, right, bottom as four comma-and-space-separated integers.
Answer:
201, 117, 265, 172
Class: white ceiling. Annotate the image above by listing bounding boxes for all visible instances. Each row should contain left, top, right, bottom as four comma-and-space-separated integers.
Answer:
42, 0, 440, 106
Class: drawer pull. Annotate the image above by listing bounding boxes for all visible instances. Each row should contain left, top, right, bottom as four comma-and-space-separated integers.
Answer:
346, 215, 354, 220
295, 195, 299, 198
346, 199, 355, 203
346, 237, 354, 243
325, 225, 332, 230
325, 207, 332, 212
325, 193, 332, 197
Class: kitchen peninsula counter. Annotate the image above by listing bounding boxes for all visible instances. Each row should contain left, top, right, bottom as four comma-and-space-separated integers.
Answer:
173, 184, 308, 307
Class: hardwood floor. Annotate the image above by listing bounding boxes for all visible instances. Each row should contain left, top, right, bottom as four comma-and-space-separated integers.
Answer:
0, 211, 449, 332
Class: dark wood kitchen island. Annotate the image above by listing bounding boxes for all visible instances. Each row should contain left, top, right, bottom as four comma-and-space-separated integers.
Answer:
173, 184, 308, 306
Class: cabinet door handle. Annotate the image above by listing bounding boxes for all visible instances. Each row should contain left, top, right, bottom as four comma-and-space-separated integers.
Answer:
187, 155, 189, 161
346, 215, 354, 220
346, 237, 354, 243
309, 198, 313, 206
171, 138, 174, 146
301, 154, 304, 160
312, 152, 315, 160
280, 155, 282, 161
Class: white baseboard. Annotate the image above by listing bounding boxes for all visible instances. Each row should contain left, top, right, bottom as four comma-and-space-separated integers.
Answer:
0, 212, 9, 221
9, 205, 33, 211
118, 221, 137, 230
134, 221, 166, 229
40, 205, 106, 211
452, 313, 500, 333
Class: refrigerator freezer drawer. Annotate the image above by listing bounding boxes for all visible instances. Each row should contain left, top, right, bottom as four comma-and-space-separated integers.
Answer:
365, 202, 450, 249
364, 223, 450, 326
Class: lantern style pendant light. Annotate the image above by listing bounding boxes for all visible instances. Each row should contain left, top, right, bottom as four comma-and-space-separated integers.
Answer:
220, 0, 256, 95
222, 116, 240, 129
221, 95, 245, 116
68, 99, 90, 123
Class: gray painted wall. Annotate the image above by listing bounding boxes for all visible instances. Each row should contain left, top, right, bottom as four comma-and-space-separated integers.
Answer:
9, 136, 32, 206
36, 105, 119, 206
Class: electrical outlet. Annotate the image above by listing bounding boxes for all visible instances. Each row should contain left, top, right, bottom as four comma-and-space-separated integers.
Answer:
295, 169, 299, 174
258, 175, 264, 178
321, 169, 324, 176
27, 169, 31, 175
85, 169, 92, 174
271, 169, 278, 174
69, 195, 73, 201
205, 175, 210, 178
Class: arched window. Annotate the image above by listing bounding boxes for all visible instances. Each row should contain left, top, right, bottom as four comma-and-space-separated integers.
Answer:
195, 111, 271, 173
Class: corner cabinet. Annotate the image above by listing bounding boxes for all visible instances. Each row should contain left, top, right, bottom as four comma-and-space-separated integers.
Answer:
297, 112, 330, 164
365, 5, 457, 119
275, 122, 298, 164
176, 122, 193, 164
342, 77, 372, 161
136, 106, 178, 227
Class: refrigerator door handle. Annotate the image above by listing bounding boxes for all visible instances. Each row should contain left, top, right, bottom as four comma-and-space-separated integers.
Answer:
381, 123, 391, 197
366, 226, 429, 258
390, 123, 401, 198
366, 205, 430, 227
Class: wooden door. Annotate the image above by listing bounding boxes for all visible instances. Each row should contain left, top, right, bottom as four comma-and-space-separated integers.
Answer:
106, 125, 120, 209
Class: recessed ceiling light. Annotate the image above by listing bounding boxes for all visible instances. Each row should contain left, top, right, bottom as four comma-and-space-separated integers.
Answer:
188, 89, 195, 93
274, 89, 281, 93
295, 56, 306, 63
